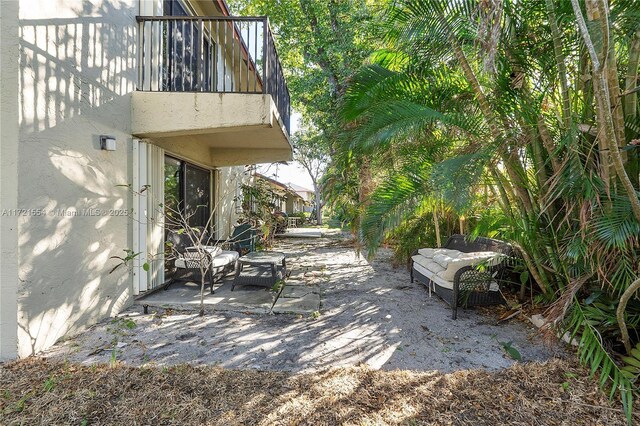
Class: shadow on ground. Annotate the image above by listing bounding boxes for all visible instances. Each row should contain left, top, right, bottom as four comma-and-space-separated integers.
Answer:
41, 235, 566, 372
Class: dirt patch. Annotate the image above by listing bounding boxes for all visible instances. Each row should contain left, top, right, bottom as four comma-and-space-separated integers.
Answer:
0, 357, 630, 425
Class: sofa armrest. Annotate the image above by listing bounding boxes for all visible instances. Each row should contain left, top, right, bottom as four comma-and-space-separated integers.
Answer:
453, 266, 495, 292
451, 266, 495, 318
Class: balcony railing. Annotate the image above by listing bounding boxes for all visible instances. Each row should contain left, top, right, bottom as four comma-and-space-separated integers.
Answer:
136, 16, 290, 134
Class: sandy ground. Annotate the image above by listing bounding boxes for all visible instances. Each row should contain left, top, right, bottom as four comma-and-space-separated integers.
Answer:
42, 236, 566, 372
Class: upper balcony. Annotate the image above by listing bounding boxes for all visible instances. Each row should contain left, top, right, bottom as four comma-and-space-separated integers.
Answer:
131, 16, 292, 167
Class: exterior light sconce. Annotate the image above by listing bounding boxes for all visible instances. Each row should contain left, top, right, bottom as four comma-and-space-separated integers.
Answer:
100, 135, 116, 151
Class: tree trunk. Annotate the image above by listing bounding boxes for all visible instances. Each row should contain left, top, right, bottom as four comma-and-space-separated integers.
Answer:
572, 0, 640, 222
442, 9, 554, 294
358, 156, 373, 206
604, 28, 627, 164
616, 277, 640, 354
313, 180, 323, 226
624, 29, 640, 186
433, 203, 441, 247
449, 34, 535, 215
624, 29, 640, 122
537, 116, 561, 173
545, 0, 572, 130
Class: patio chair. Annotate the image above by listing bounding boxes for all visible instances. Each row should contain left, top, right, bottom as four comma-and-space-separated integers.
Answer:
164, 227, 239, 293
227, 222, 257, 255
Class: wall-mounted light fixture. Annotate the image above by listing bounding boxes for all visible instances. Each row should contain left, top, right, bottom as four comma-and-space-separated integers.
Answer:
100, 135, 116, 151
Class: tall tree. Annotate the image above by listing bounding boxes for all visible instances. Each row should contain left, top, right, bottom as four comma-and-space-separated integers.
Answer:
229, 0, 383, 223
292, 128, 327, 224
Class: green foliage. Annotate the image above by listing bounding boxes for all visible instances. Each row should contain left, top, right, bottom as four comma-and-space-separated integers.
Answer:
110, 317, 136, 331
621, 342, 640, 382
42, 375, 57, 393
109, 347, 118, 368
108, 249, 142, 275
240, 180, 283, 247
385, 211, 437, 266
336, 0, 640, 421
228, 0, 381, 129
229, 0, 384, 226
498, 341, 522, 362
271, 279, 285, 293
122, 319, 136, 330
360, 160, 431, 257
566, 302, 636, 423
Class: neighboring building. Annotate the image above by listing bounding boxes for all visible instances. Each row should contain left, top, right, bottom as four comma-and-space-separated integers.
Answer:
288, 182, 315, 213
254, 173, 304, 215
285, 191, 306, 215
0, 0, 291, 359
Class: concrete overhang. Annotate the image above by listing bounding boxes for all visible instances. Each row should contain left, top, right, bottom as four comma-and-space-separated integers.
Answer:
131, 91, 292, 167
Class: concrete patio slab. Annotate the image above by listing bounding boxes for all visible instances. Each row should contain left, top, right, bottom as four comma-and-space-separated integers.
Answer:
136, 280, 276, 314
271, 292, 321, 314
276, 228, 343, 239
281, 284, 318, 298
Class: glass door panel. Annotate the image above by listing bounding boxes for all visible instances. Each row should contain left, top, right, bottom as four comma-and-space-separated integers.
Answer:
164, 156, 182, 224
184, 164, 211, 229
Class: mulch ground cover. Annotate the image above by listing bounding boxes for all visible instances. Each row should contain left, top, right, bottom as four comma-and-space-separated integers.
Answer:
0, 357, 633, 425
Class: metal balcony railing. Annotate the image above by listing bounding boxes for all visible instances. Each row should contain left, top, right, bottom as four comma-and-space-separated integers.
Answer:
136, 16, 290, 134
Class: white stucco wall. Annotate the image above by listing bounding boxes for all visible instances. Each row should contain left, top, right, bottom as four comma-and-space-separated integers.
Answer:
1, 0, 20, 361
16, 0, 137, 357
216, 166, 250, 240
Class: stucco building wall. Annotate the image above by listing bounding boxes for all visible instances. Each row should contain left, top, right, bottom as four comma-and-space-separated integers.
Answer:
3, 0, 289, 359
16, 0, 137, 357
216, 166, 250, 240
1, 0, 20, 361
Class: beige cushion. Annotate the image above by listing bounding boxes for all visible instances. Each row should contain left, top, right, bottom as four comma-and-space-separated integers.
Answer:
184, 245, 223, 257
200, 245, 222, 258
176, 247, 235, 269
174, 258, 192, 269
411, 255, 445, 274
414, 263, 500, 291
432, 252, 464, 269
437, 251, 505, 281
413, 262, 453, 288
211, 250, 239, 268
417, 248, 461, 259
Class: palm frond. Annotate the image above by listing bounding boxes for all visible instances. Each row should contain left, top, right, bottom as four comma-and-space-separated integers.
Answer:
565, 302, 636, 423
360, 159, 432, 256
429, 150, 493, 212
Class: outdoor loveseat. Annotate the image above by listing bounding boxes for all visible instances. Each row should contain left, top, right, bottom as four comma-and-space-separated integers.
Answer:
410, 234, 512, 319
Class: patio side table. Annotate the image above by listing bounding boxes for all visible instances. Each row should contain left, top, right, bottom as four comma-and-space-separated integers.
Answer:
232, 251, 286, 291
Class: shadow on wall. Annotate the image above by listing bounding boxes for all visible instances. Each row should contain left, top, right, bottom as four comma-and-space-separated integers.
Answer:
16, 0, 138, 356
217, 167, 247, 239
19, 1, 136, 133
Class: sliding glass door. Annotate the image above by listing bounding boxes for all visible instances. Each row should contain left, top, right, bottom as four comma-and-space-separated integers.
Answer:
164, 155, 213, 230
184, 164, 211, 228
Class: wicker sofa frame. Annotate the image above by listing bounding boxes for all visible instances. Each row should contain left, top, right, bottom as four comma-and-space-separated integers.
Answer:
411, 234, 512, 319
